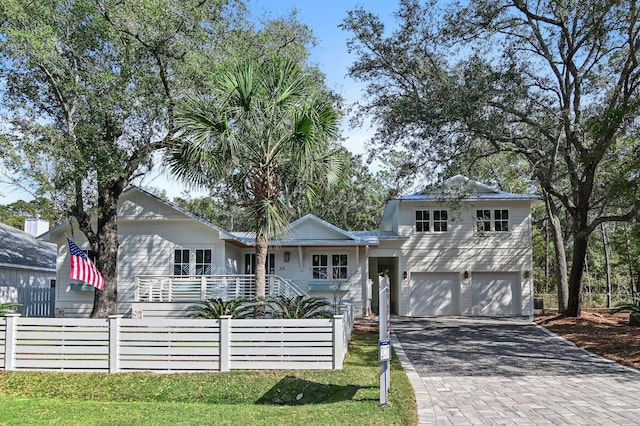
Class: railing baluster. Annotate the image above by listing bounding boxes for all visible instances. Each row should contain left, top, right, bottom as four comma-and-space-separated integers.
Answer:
134, 274, 310, 303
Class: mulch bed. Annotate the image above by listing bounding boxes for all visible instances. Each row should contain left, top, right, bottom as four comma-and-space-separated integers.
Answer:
535, 310, 640, 371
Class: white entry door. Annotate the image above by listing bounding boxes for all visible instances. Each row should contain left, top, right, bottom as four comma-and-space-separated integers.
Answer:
410, 272, 460, 316
471, 272, 521, 316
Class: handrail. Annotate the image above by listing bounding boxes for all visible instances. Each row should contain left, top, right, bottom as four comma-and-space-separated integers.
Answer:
135, 274, 307, 302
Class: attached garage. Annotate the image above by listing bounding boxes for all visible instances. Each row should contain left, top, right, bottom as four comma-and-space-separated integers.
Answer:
410, 272, 460, 316
470, 272, 521, 316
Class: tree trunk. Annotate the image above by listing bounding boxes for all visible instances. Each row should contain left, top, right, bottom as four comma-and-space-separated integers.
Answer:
544, 192, 569, 311
601, 223, 613, 309
565, 231, 589, 317
91, 190, 119, 318
254, 233, 269, 319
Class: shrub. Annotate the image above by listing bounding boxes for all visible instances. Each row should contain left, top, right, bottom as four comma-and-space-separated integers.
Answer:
270, 295, 332, 319
187, 297, 252, 319
0, 303, 20, 316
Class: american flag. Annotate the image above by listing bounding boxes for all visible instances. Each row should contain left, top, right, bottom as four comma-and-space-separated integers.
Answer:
67, 237, 104, 290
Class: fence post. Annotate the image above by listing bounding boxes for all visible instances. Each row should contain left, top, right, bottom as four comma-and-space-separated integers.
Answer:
4, 314, 20, 370
219, 315, 231, 372
109, 315, 122, 373
333, 315, 345, 370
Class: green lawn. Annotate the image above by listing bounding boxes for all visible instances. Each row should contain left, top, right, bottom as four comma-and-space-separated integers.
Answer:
0, 331, 417, 425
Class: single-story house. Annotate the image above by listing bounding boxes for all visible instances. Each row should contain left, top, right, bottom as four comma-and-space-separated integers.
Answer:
40, 175, 541, 319
0, 221, 56, 316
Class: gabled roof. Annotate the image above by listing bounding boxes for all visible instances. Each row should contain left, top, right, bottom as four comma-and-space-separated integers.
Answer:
39, 186, 246, 245
228, 214, 379, 247
399, 175, 542, 201
121, 186, 242, 242
0, 222, 56, 271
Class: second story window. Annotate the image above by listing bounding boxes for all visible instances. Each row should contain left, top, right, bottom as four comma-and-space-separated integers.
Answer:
433, 210, 448, 232
476, 209, 491, 232
415, 210, 430, 232
494, 209, 509, 232
416, 209, 448, 233
475, 209, 510, 233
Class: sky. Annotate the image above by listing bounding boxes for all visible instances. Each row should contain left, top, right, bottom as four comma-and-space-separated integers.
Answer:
0, 0, 400, 204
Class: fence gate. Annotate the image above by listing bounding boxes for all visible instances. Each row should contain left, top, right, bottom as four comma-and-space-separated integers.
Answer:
17, 287, 55, 318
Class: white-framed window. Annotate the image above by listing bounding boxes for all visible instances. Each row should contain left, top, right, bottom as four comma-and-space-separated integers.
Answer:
475, 209, 510, 232
174, 248, 214, 276
312, 253, 348, 280
415, 210, 430, 232
195, 249, 212, 275
494, 209, 509, 232
174, 249, 190, 275
312, 254, 328, 279
433, 210, 448, 232
332, 254, 348, 279
415, 209, 448, 233
476, 209, 491, 232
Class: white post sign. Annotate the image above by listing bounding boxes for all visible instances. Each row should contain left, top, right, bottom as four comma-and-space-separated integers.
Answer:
378, 273, 390, 406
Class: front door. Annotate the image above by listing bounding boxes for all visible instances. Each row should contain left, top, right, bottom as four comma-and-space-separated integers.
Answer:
244, 253, 275, 275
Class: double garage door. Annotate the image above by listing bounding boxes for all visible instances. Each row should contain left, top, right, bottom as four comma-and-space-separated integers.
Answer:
410, 272, 521, 316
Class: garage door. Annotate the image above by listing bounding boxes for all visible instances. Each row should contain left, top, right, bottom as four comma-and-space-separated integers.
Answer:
410, 272, 460, 316
471, 272, 521, 316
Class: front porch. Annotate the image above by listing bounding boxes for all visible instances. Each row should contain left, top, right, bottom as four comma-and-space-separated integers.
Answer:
135, 274, 307, 303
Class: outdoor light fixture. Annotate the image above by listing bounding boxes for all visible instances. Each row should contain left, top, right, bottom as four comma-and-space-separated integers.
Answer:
524, 270, 530, 279
284, 251, 290, 262
403, 271, 408, 279
464, 271, 469, 280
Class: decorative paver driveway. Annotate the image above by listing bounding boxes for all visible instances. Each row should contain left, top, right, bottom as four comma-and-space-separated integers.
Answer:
391, 317, 640, 426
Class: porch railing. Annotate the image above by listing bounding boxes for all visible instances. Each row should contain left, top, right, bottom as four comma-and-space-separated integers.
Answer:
135, 274, 307, 302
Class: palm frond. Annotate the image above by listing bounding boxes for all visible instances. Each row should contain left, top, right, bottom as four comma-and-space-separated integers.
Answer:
270, 296, 331, 319
187, 297, 252, 319
0, 302, 21, 316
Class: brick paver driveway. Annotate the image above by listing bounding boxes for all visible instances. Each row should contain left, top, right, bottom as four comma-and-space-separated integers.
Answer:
391, 317, 640, 425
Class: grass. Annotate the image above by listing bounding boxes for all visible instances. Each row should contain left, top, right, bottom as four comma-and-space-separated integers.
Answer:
0, 331, 417, 425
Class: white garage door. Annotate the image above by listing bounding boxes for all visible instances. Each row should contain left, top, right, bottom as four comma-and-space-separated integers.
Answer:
471, 272, 521, 316
410, 272, 460, 316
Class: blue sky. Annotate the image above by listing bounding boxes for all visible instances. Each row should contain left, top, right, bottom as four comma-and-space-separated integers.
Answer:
0, 1, 399, 204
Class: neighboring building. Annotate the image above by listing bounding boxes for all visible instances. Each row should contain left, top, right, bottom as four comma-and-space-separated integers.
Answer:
0, 222, 56, 316
40, 176, 541, 319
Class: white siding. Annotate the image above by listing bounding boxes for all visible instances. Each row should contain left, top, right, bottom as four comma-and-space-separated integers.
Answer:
377, 199, 535, 317
51, 190, 230, 317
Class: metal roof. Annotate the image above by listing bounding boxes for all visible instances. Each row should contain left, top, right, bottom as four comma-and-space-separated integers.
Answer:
398, 175, 542, 202
229, 215, 382, 246
0, 222, 56, 271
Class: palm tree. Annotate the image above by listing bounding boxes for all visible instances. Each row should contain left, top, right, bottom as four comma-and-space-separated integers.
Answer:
170, 56, 341, 317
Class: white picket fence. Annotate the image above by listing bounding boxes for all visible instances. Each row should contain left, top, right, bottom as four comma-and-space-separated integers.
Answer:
0, 314, 350, 372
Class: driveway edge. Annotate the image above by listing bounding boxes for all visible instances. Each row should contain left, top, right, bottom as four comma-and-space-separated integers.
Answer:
391, 333, 434, 426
